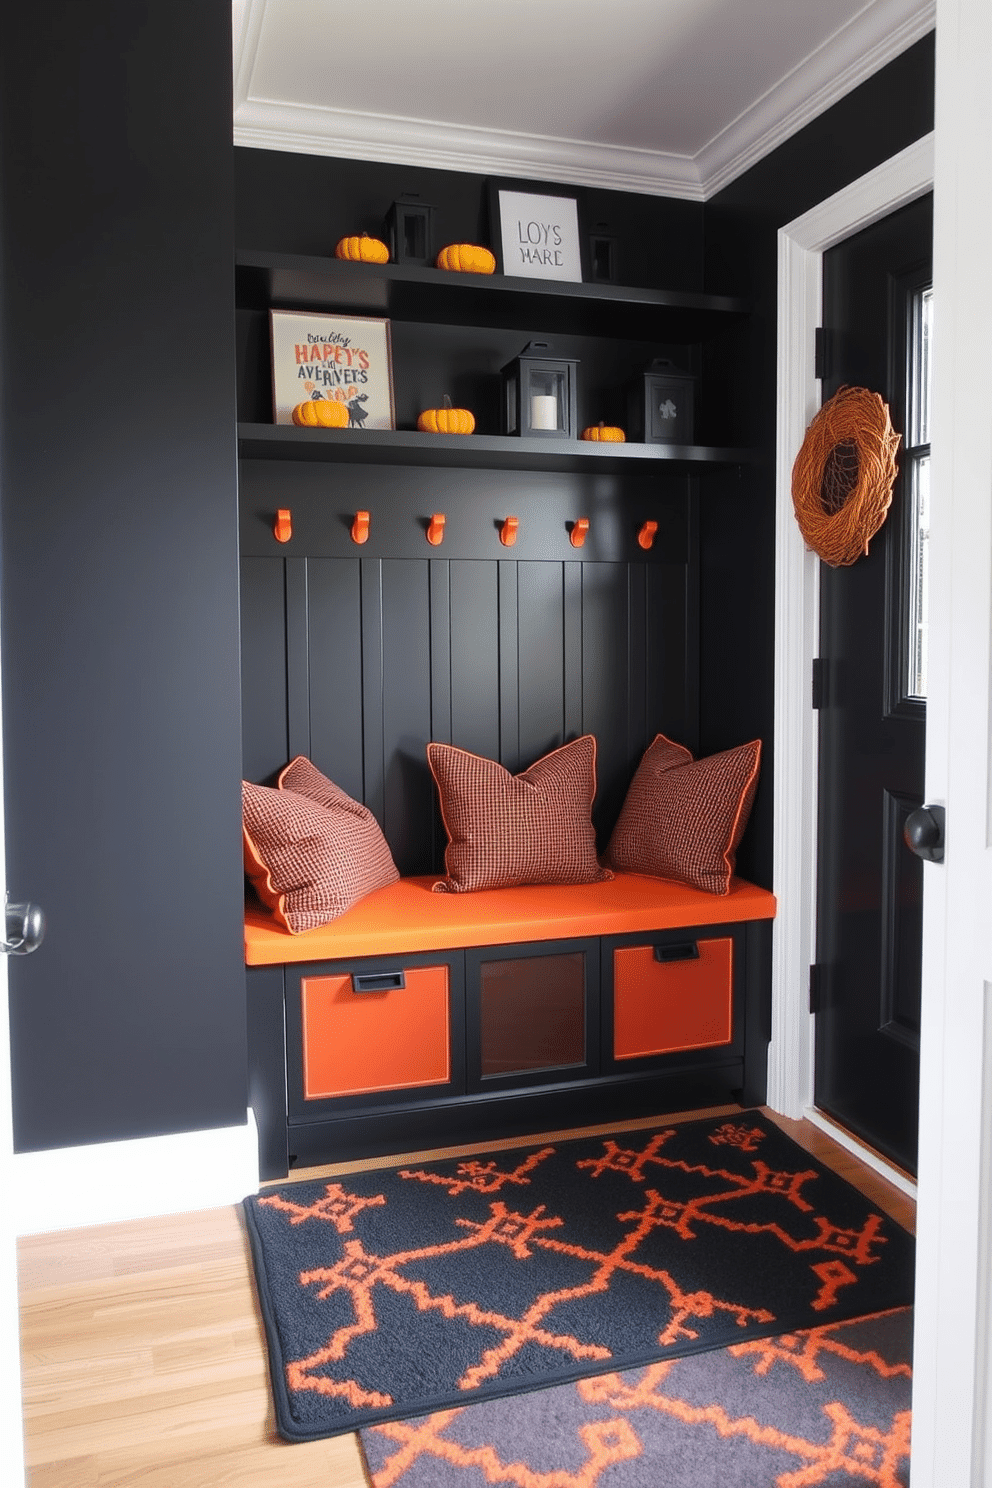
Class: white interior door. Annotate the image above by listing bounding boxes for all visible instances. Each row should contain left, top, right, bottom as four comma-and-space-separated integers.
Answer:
910, 0, 992, 1478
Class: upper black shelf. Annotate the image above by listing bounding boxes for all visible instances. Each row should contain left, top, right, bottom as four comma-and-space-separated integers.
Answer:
237, 422, 755, 473
235, 250, 749, 342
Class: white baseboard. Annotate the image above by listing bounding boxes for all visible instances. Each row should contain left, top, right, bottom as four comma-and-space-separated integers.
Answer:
804, 1106, 917, 1200
13, 1111, 259, 1236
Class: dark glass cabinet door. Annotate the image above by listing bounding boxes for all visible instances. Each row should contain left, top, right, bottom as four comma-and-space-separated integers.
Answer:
465, 940, 600, 1092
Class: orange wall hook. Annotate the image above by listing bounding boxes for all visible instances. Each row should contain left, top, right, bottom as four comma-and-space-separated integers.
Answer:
637, 519, 658, 550
351, 510, 370, 545
569, 517, 590, 549
274, 508, 293, 544
500, 516, 519, 548
427, 513, 446, 546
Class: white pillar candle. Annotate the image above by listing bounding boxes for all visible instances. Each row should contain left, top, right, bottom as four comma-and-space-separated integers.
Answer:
530, 393, 559, 430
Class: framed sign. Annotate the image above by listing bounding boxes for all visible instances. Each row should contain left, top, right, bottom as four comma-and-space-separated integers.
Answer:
270, 310, 395, 428
493, 188, 583, 283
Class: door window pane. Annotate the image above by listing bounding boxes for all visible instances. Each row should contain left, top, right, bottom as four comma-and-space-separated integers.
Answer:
907, 453, 930, 700
905, 286, 933, 701
909, 287, 933, 447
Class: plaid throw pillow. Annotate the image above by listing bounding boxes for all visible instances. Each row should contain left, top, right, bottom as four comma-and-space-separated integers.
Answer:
242, 758, 398, 933
427, 736, 612, 893
605, 734, 761, 895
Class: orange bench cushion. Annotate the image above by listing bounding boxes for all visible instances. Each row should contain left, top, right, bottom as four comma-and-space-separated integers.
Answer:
243, 872, 776, 966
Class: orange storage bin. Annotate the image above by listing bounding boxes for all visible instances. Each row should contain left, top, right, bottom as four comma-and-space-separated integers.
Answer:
301, 965, 450, 1099
613, 938, 733, 1059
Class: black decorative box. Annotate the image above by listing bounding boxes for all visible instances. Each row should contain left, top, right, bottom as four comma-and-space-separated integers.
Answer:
630, 359, 696, 444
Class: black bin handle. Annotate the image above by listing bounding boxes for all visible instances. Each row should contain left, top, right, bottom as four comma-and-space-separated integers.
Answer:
653, 941, 700, 964
351, 970, 406, 993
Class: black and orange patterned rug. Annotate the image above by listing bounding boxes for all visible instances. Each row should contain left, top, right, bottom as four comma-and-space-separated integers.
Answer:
243, 1114, 914, 1442
360, 1308, 913, 1486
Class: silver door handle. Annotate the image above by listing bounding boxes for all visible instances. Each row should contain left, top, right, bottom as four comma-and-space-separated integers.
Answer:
1, 899, 46, 954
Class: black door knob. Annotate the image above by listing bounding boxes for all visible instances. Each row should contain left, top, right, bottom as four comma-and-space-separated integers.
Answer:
903, 804, 945, 863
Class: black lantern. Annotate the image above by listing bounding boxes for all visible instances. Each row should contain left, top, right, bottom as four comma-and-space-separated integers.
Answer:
587, 222, 618, 284
501, 341, 579, 439
385, 195, 435, 265
630, 358, 696, 444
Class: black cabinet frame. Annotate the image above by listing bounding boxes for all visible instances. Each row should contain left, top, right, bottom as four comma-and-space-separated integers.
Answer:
246, 916, 772, 1179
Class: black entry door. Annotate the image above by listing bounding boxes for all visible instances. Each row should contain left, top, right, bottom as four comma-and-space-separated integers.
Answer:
813, 193, 932, 1176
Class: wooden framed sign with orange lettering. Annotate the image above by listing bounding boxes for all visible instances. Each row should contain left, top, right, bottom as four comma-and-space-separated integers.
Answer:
270, 310, 395, 429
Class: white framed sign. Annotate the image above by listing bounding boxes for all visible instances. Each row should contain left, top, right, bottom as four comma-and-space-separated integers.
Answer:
269, 310, 395, 428
496, 189, 583, 283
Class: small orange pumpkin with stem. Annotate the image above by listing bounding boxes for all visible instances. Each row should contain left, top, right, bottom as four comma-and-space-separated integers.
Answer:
334, 233, 390, 264
417, 394, 475, 435
292, 398, 350, 428
581, 422, 626, 442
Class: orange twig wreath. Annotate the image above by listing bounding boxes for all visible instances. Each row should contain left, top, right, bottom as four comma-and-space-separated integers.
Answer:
791, 385, 901, 566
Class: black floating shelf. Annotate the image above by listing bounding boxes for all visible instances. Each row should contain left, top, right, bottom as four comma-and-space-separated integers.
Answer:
237, 423, 755, 473
236, 250, 749, 342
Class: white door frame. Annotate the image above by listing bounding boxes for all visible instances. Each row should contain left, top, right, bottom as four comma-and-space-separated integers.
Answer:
911, 0, 992, 1476
768, 133, 935, 1152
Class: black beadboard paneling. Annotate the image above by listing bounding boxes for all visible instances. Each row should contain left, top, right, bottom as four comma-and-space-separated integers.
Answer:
242, 479, 697, 874
307, 559, 366, 802
381, 560, 435, 876
450, 561, 502, 763
241, 557, 290, 784
517, 563, 567, 771
581, 564, 642, 841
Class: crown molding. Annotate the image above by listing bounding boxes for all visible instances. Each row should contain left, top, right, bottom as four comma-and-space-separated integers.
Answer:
697, 0, 936, 197
232, 0, 935, 201
232, 99, 705, 200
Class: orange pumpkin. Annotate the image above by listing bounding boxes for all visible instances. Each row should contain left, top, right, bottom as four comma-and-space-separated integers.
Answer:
581, 423, 626, 443
417, 400, 475, 435
334, 233, 390, 264
292, 399, 349, 428
435, 243, 496, 275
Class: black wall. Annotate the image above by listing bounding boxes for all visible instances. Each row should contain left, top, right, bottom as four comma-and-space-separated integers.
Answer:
1, 1, 247, 1150
234, 153, 705, 295
699, 33, 936, 887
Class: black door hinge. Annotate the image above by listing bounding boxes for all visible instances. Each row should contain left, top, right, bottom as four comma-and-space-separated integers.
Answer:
814, 326, 830, 382
812, 657, 826, 710
809, 964, 825, 1015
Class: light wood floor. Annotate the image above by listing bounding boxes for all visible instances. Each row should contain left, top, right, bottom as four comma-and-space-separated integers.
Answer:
17, 1105, 916, 1486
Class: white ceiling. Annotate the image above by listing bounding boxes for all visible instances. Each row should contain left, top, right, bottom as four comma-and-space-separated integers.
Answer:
233, 0, 934, 199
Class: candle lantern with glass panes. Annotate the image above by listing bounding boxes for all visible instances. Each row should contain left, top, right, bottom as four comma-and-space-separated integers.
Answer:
501, 341, 579, 439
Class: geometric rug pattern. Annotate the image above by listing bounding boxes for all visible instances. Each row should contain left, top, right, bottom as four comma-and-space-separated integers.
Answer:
243, 1114, 915, 1441
361, 1307, 913, 1487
